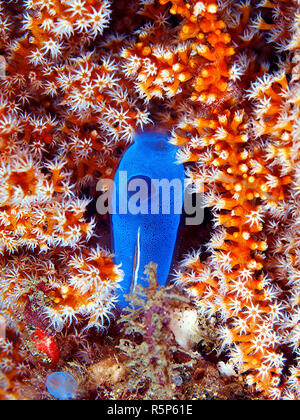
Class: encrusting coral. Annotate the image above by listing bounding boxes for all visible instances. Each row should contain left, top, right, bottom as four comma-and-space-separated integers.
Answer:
0, 0, 299, 400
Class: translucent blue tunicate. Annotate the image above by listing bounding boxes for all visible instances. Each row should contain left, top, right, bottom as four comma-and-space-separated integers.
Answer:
46, 372, 78, 400
112, 130, 185, 309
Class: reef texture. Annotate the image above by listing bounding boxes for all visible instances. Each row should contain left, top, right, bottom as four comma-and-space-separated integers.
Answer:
0, 0, 299, 400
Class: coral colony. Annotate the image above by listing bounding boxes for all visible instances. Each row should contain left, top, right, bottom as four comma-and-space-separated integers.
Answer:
0, 0, 299, 401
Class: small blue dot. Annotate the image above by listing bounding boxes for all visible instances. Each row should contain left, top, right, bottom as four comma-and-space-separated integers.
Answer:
46, 372, 78, 400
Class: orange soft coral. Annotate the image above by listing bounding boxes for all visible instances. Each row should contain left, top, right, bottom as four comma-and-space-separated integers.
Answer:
0, 247, 123, 334
1, 0, 151, 185
122, 0, 234, 104
172, 107, 290, 397
155, 0, 298, 400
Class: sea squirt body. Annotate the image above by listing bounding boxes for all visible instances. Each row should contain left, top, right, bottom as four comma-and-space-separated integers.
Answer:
112, 130, 185, 308
46, 372, 78, 400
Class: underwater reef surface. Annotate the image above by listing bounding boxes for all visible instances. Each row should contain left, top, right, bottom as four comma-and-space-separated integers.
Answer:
0, 0, 299, 400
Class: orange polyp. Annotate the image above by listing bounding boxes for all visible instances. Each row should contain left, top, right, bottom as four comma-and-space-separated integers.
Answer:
141, 46, 152, 56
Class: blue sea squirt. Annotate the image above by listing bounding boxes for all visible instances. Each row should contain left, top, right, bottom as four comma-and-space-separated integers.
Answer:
112, 130, 185, 309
